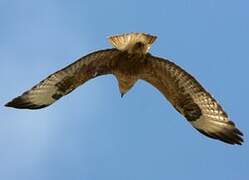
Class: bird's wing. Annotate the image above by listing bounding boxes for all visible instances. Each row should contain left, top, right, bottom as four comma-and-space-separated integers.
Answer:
140, 54, 243, 145
6, 49, 119, 109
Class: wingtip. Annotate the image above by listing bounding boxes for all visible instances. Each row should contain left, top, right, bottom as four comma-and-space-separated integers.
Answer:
217, 128, 244, 145
5, 101, 11, 107
5, 96, 48, 110
196, 125, 244, 146
233, 128, 244, 145
225, 122, 244, 145
5, 99, 18, 108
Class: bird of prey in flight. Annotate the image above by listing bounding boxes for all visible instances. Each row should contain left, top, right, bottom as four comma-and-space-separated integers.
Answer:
5, 32, 243, 145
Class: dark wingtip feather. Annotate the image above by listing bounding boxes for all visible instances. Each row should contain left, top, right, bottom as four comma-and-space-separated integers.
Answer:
196, 126, 244, 145
5, 96, 25, 108
5, 96, 47, 110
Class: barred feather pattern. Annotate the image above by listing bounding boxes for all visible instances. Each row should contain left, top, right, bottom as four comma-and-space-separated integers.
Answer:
141, 55, 243, 145
5, 49, 119, 109
5, 32, 243, 145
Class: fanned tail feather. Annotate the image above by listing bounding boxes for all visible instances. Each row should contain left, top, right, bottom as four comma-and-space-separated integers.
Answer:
108, 32, 157, 53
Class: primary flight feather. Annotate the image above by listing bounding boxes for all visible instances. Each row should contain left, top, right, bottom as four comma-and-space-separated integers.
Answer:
5, 32, 243, 145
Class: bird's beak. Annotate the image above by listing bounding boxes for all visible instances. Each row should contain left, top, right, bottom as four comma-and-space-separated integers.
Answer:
121, 93, 124, 98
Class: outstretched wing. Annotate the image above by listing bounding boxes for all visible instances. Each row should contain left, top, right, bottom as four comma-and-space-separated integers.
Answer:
5, 49, 119, 109
140, 55, 243, 145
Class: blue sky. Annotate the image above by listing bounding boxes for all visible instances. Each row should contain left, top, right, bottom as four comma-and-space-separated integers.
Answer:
1, 0, 249, 179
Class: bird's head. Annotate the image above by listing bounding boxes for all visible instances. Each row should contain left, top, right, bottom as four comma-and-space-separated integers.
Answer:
116, 76, 137, 98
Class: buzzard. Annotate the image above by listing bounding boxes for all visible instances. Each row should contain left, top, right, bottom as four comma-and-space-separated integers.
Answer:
5, 33, 243, 145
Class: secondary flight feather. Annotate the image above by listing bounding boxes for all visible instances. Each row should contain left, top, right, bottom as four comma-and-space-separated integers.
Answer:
5, 32, 243, 145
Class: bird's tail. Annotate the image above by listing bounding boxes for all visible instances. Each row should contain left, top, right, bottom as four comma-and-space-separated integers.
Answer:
108, 33, 157, 52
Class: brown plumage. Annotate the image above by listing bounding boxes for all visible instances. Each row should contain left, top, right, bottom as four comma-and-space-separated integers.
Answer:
5, 32, 243, 145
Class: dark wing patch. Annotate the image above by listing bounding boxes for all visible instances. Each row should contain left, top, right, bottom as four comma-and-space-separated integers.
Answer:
5, 49, 119, 109
52, 76, 76, 100
140, 54, 243, 145
180, 96, 202, 121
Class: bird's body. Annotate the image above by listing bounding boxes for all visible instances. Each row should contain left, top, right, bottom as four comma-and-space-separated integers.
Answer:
6, 32, 244, 145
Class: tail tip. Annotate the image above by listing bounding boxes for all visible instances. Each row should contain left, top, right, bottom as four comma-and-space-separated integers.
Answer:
108, 32, 157, 52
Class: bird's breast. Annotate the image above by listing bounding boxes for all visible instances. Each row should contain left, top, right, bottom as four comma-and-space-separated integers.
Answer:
114, 52, 146, 76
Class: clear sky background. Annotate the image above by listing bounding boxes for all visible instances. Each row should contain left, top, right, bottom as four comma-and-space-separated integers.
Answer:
1, 0, 249, 179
